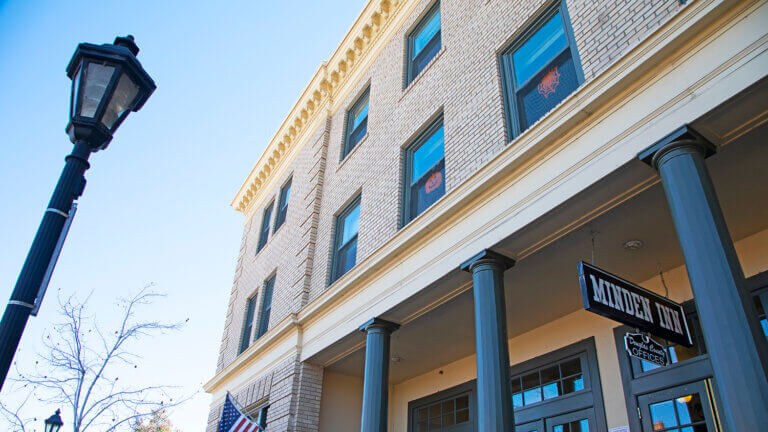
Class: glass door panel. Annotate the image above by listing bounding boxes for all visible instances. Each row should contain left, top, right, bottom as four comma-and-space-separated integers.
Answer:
638, 381, 717, 431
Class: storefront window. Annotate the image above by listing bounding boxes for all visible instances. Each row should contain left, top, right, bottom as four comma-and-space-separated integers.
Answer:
511, 357, 584, 408
409, 382, 474, 432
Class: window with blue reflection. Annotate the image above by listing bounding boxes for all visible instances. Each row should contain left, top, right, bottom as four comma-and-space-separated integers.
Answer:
256, 200, 274, 252
406, 2, 441, 85
414, 9, 440, 57
501, 3, 583, 137
512, 13, 568, 86
343, 88, 370, 158
330, 197, 361, 283
404, 119, 445, 224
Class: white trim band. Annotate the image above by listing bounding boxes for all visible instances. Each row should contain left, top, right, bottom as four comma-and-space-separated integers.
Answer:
8, 300, 35, 309
46, 208, 69, 218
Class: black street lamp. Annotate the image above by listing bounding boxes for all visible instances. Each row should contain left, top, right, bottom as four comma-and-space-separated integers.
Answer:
0, 35, 156, 390
44, 409, 64, 432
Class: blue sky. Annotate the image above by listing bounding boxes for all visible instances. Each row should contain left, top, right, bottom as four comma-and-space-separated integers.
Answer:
0, 1, 366, 430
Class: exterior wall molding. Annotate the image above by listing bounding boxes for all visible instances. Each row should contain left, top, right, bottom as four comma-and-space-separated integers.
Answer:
207, 0, 767, 396
232, 0, 412, 215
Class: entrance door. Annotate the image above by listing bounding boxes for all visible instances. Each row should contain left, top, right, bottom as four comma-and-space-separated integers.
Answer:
637, 381, 718, 431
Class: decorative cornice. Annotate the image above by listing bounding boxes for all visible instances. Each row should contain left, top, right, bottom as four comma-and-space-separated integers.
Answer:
232, 0, 409, 214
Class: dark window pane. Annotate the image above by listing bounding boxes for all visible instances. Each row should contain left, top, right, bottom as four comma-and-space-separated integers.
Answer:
753, 293, 768, 337
257, 201, 274, 251
429, 403, 441, 418
517, 54, 579, 130
274, 178, 292, 231
239, 296, 257, 353
429, 416, 441, 431
442, 414, 455, 426
512, 13, 568, 86
256, 276, 275, 339
560, 358, 581, 377
510, 378, 522, 393
455, 395, 469, 410
541, 365, 559, 383
456, 408, 469, 423
442, 400, 454, 413
417, 407, 428, 421
573, 419, 589, 432
417, 421, 427, 431
562, 375, 584, 394
522, 372, 540, 390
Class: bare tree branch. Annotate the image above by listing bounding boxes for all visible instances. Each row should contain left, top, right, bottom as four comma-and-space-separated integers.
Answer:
3, 286, 188, 432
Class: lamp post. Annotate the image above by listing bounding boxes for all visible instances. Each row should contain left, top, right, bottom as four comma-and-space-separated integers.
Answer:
0, 35, 156, 391
44, 409, 64, 432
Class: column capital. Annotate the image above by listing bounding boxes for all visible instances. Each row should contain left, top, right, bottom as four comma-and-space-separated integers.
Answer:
460, 249, 515, 273
359, 317, 400, 333
638, 124, 715, 170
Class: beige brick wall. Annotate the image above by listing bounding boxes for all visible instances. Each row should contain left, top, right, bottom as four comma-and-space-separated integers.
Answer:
211, 0, 687, 428
206, 358, 324, 432
216, 121, 331, 372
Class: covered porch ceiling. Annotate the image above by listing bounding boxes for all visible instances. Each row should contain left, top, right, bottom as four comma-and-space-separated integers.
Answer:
308, 78, 768, 384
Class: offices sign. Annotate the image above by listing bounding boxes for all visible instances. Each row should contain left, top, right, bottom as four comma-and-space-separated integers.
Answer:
624, 332, 668, 367
577, 261, 692, 347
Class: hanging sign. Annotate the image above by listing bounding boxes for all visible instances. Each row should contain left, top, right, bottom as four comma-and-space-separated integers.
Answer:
577, 261, 692, 347
624, 332, 668, 367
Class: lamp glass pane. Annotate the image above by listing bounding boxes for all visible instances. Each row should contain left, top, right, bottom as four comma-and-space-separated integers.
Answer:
70, 66, 81, 118
80, 63, 115, 118
101, 72, 139, 129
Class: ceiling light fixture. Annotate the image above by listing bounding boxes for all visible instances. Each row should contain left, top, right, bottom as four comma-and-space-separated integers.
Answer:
623, 239, 643, 250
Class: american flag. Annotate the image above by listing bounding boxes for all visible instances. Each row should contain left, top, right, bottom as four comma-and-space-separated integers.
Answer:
218, 393, 262, 432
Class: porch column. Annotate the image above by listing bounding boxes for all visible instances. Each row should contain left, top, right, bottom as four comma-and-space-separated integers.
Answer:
359, 318, 399, 432
461, 250, 516, 432
640, 126, 768, 431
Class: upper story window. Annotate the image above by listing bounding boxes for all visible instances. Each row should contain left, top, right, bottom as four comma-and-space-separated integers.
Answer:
500, 2, 583, 139
256, 200, 274, 253
342, 88, 369, 159
406, 1, 441, 86
273, 177, 292, 233
403, 117, 445, 225
238, 295, 257, 354
255, 274, 275, 340
330, 196, 361, 284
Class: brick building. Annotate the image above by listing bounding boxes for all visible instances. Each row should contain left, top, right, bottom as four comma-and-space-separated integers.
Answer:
205, 0, 768, 430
